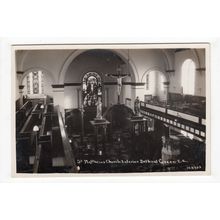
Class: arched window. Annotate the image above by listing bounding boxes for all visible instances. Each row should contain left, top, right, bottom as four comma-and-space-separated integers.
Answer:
82, 72, 102, 107
181, 59, 195, 95
25, 70, 44, 95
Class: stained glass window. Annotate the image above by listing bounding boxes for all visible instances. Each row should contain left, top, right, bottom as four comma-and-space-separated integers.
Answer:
27, 74, 30, 94
82, 72, 102, 107
26, 70, 44, 95
146, 74, 149, 90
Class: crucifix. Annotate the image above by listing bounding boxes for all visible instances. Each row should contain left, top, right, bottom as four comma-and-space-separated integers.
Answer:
105, 65, 131, 104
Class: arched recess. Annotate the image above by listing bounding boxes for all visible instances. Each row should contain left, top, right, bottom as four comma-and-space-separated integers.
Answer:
19, 67, 55, 97
19, 67, 55, 85
141, 66, 169, 102
141, 67, 168, 102
141, 66, 169, 83
58, 49, 139, 84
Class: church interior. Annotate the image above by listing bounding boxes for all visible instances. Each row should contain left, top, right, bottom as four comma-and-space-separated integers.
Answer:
15, 46, 206, 174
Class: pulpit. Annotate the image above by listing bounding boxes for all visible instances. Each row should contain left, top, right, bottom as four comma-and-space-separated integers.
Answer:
128, 116, 147, 136
90, 119, 110, 155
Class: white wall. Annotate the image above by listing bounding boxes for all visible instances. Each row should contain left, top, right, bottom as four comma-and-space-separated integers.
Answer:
17, 50, 72, 83
170, 49, 206, 97
15, 48, 206, 112
131, 49, 167, 82
64, 86, 80, 109
141, 70, 166, 101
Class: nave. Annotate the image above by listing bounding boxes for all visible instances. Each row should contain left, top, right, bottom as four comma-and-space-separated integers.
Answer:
16, 97, 205, 173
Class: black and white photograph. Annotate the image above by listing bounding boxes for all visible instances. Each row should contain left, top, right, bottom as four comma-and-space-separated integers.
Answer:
1, 1, 220, 220
13, 44, 210, 175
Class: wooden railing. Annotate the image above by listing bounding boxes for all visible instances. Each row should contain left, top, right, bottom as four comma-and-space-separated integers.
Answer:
57, 106, 77, 172
33, 105, 54, 173
140, 101, 206, 140
33, 144, 42, 173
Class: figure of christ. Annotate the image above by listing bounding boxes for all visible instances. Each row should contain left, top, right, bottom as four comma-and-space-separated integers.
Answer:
105, 70, 130, 104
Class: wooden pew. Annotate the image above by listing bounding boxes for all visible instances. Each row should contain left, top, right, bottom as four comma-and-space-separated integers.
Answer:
17, 103, 77, 173
43, 104, 54, 116
32, 103, 43, 114
16, 101, 33, 133
16, 104, 43, 173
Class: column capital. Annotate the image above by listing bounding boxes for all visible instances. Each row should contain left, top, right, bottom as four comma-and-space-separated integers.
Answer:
52, 84, 64, 93
163, 82, 170, 86
17, 71, 24, 75
19, 85, 25, 90
165, 70, 175, 73
196, 67, 206, 71
52, 84, 64, 89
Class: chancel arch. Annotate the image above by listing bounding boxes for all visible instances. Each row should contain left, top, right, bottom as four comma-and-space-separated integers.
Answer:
63, 49, 136, 109
58, 49, 138, 84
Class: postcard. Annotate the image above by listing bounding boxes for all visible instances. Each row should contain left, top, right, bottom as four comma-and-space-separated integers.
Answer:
12, 43, 210, 176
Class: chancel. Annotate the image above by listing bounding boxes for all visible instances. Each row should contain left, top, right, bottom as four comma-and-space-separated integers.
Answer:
15, 46, 207, 174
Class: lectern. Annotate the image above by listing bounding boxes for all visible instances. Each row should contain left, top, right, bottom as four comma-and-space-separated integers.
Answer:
128, 116, 147, 136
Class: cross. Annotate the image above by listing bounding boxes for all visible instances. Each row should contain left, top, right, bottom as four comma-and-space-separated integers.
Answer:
105, 65, 131, 104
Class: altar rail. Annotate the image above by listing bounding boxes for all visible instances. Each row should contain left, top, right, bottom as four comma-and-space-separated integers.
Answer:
140, 101, 206, 140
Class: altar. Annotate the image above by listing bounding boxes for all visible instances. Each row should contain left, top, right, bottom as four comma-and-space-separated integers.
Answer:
90, 119, 110, 155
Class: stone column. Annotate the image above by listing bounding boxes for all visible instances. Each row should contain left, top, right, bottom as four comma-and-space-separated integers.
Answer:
163, 81, 170, 105
104, 88, 109, 107
19, 85, 25, 107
